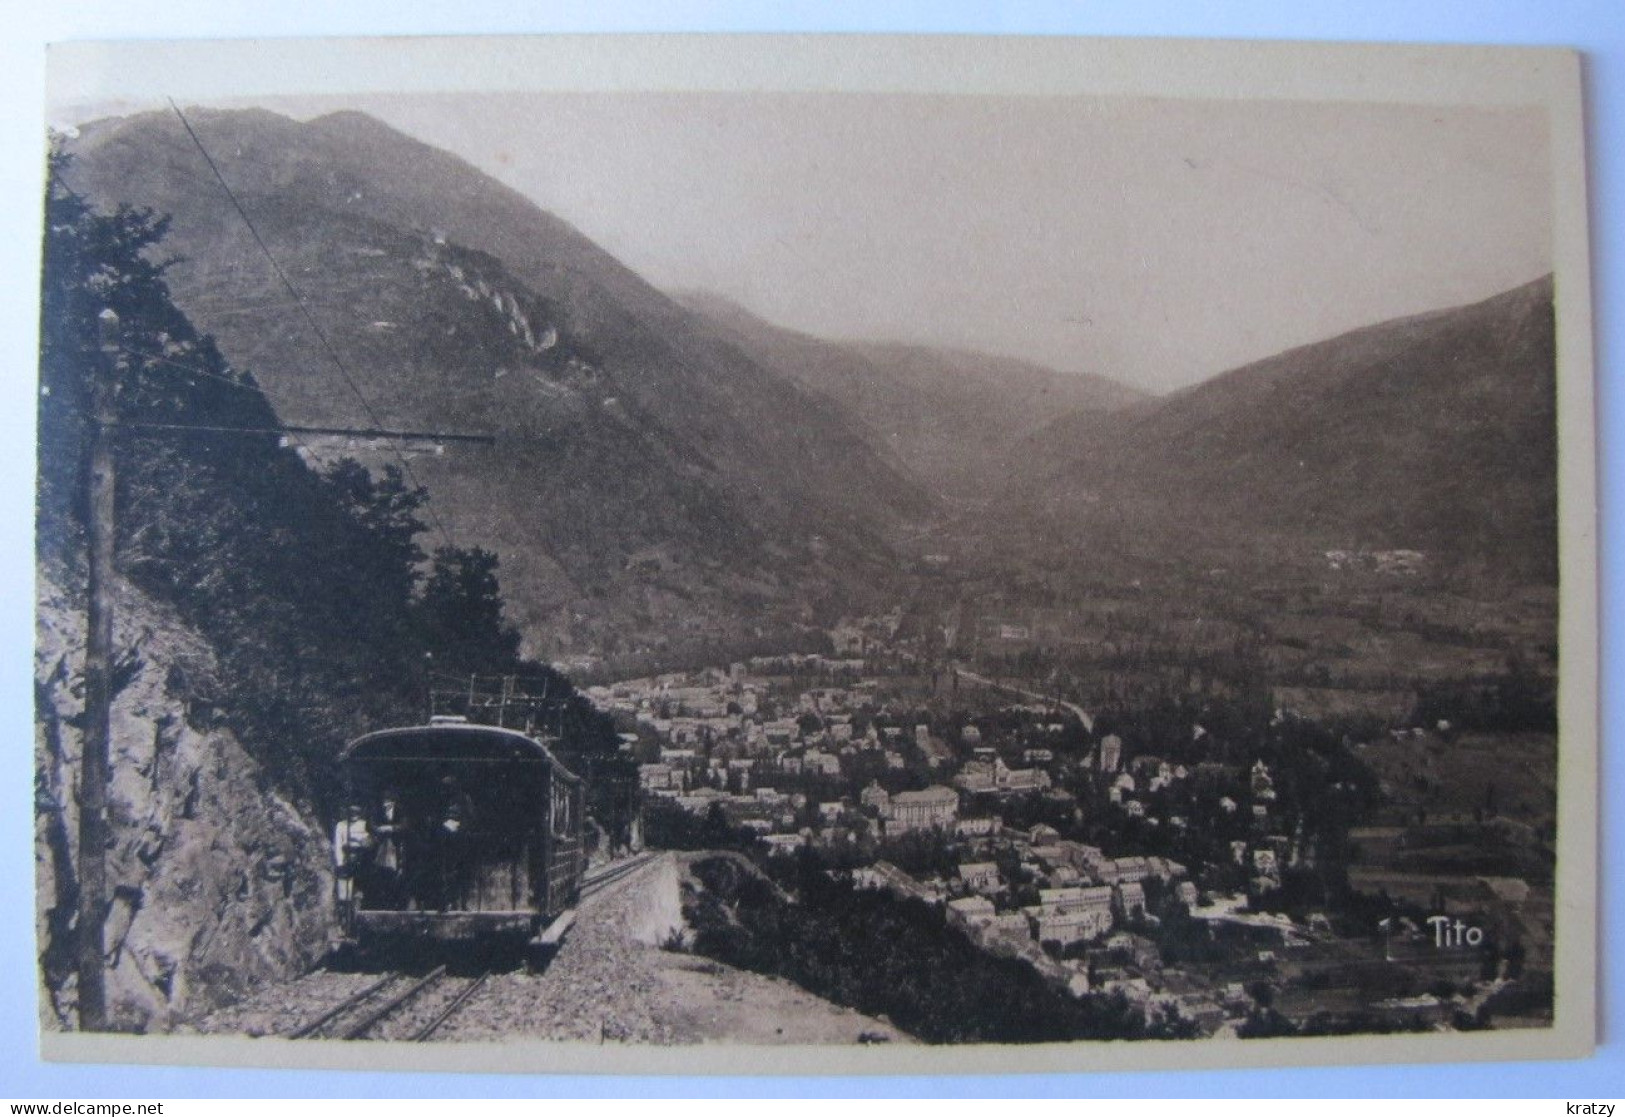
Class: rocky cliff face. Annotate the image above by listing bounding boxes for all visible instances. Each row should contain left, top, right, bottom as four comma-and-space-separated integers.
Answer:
35, 567, 334, 1032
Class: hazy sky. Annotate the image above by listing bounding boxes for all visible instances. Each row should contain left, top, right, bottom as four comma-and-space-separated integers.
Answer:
68, 91, 1552, 395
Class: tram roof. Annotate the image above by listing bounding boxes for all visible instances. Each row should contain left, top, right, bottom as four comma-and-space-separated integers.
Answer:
341, 721, 581, 782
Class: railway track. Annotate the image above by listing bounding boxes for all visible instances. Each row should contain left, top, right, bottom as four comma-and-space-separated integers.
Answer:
580, 851, 659, 899
284, 854, 661, 1041
287, 966, 491, 1041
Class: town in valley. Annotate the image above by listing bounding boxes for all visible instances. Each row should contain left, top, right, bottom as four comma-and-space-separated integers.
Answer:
591, 581, 1554, 1038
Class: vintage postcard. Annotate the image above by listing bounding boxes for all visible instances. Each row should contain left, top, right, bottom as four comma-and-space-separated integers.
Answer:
35, 34, 1595, 1074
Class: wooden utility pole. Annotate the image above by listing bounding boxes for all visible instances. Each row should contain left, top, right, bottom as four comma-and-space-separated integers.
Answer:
76, 307, 121, 1031
63, 284, 491, 1031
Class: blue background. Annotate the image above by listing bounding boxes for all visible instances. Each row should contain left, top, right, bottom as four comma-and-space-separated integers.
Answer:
1, 0, 1617, 1099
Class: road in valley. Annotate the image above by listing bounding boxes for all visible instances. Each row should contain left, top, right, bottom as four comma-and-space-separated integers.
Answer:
953, 664, 1095, 732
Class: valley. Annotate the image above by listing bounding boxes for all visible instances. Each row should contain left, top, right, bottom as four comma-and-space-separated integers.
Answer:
43, 101, 1564, 1043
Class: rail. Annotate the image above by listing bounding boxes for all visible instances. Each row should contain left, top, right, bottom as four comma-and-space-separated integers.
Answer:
289, 965, 489, 1042
411, 972, 490, 1042
337, 965, 448, 1040
579, 851, 658, 899
286, 972, 398, 1040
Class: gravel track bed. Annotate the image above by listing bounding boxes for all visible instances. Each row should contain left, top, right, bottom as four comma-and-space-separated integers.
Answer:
361, 973, 489, 1042
435, 856, 674, 1044
190, 856, 668, 1043
190, 852, 905, 1046
192, 969, 401, 1038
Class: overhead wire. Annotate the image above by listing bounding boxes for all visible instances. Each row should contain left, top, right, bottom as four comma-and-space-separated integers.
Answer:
62, 131, 513, 459
118, 344, 266, 396
165, 99, 457, 552
47, 159, 325, 468
119, 420, 492, 442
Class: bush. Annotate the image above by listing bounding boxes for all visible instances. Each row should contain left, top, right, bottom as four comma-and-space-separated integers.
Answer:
684, 854, 1163, 1044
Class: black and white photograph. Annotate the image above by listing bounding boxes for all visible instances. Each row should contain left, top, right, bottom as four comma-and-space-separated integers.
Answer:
33, 34, 1596, 1074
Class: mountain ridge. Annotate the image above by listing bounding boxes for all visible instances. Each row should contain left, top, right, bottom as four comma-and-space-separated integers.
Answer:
674, 289, 1148, 501
64, 107, 936, 656
59, 104, 1556, 670
1006, 274, 1557, 580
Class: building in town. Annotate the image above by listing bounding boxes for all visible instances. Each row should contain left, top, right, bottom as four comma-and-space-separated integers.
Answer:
887, 786, 959, 832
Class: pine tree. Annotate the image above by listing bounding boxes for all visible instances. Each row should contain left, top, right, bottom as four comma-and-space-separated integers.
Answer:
414, 546, 522, 675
